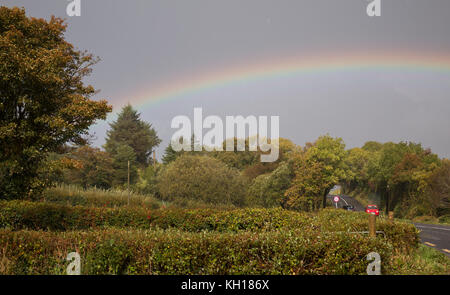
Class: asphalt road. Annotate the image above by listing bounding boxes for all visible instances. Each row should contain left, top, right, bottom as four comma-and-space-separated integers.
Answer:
329, 194, 450, 257
327, 194, 365, 211
413, 223, 450, 257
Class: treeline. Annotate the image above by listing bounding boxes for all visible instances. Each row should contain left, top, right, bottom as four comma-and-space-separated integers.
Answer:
343, 142, 450, 219
37, 104, 449, 220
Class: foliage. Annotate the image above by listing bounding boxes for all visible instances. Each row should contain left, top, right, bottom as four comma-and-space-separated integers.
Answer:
0, 204, 427, 275
342, 148, 370, 192
426, 159, 450, 217
349, 141, 444, 218
0, 200, 419, 252
0, 227, 398, 275
283, 151, 325, 211
161, 143, 181, 165
211, 144, 259, 171
111, 143, 138, 187
246, 162, 294, 208
284, 135, 347, 210
104, 104, 161, 167
388, 244, 450, 275
157, 154, 248, 206
0, 7, 111, 199
43, 185, 160, 208
62, 146, 114, 189
135, 163, 163, 196
306, 135, 347, 207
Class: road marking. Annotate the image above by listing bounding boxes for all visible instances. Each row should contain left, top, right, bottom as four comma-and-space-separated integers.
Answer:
442, 249, 450, 254
424, 242, 436, 247
415, 225, 450, 231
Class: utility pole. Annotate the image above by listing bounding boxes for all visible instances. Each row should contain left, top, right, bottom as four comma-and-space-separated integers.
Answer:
153, 150, 156, 168
127, 160, 130, 206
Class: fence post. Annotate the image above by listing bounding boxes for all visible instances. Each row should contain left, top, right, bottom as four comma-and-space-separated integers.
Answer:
369, 214, 376, 237
127, 160, 130, 206
388, 211, 394, 221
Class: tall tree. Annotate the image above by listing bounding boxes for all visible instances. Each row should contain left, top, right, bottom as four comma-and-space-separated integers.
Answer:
0, 7, 111, 199
111, 143, 138, 187
104, 104, 161, 167
307, 135, 347, 208
283, 150, 326, 211
283, 135, 347, 210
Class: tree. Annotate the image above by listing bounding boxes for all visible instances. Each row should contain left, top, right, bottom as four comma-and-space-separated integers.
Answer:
104, 104, 161, 167
210, 138, 259, 170
111, 144, 138, 187
283, 150, 327, 211
246, 162, 294, 208
0, 7, 111, 199
63, 146, 114, 189
157, 154, 248, 206
362, 141, 383, 152
242, 137, 296, 179
136, 163, 163, 196
343, 148, 370, 192
427, 159, 450, 217
162, 143, 181, 165
358, 141, 442, 216
307, 135, 347, 208
282, 135, 347, 210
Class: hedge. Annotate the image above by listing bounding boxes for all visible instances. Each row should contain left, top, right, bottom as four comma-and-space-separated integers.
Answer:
0, 201, 419, 252
0, 228, 395, 275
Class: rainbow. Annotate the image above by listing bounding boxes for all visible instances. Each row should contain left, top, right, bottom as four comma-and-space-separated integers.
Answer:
110, 50, 450, 112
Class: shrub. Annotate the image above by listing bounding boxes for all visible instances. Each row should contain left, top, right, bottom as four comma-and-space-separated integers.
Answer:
0, 228, 396, 275
246, 162, 293, 208
438, 215, 450, 224
157, 155, 248, 206
0, 201, 419, 252
84, 239, 133, 275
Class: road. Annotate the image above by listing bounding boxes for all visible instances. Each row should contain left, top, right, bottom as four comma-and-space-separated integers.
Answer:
327, 194, 365, 211
328, 194, 450, 257
413, 223, 450, 257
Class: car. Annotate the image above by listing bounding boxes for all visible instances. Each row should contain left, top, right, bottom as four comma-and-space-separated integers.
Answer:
365, 204, 379, 216
342, 205, 354, 211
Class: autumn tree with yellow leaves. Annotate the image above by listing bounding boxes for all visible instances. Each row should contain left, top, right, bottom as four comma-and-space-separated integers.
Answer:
0, 7, 111, 199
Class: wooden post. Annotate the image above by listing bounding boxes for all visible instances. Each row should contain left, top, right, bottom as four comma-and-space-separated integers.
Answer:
369, 214, 376, 237
388, 211, 394, 221
153, 150, 156, 167
127, 160, 130, 206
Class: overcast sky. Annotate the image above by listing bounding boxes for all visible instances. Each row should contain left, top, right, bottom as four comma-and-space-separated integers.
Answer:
3, 0, 450, 158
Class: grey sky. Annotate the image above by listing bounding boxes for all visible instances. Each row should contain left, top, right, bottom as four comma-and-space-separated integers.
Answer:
2, 0, 450, 158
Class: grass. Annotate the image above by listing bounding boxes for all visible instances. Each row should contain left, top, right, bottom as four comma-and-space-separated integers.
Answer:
389, 244, 449, 275
42, 184, 163, 209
